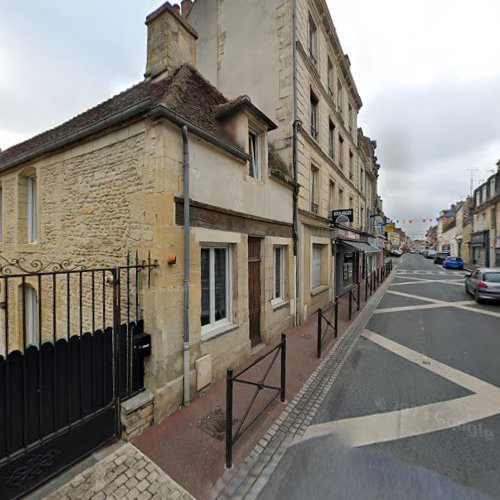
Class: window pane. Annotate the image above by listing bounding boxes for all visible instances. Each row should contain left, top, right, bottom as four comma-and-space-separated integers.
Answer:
214, 248, 227, 321
201, 249, 210, 326
312, 245, 322, 288
275, 248, 282, 299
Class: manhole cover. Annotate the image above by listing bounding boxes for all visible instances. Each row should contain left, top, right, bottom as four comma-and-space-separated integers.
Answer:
197, 406, 238, 441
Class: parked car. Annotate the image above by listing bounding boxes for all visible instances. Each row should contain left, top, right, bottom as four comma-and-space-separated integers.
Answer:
425, 250, 437, 259
442, 256, 464, 270
433, 252, 450, 264
465, 268, 500, 302
390, 249, 403, 257
421, 249, 429, 257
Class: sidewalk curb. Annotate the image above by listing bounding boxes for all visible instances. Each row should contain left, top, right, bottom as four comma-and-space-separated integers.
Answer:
213, 265, 398, 499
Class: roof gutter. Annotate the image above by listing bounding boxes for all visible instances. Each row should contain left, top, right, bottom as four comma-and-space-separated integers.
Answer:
150, 105, 250, 162
0, 99, 153, 173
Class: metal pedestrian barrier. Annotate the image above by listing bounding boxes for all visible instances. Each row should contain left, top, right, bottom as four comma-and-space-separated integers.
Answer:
317, 300, 338, 358
225, 334, 286, 469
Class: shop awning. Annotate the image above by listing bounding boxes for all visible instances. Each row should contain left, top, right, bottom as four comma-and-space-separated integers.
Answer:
343, 241, 381, 254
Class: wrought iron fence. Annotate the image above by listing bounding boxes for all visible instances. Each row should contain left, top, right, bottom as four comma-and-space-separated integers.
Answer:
0, 252, 158, 475
317, 301, 338, 358
225, 334, 287, 469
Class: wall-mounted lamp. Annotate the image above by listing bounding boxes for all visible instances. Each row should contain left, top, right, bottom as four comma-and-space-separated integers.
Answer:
167, 256, 177, 265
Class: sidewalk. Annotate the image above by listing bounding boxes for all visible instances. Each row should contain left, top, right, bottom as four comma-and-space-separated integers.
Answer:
132, 276, 380, 500
31, 272, 388, 500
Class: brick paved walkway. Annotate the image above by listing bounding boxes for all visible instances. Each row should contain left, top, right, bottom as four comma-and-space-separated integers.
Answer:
47, 443, 193, 500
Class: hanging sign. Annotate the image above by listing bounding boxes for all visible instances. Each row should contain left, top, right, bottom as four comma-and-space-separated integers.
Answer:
331, 209, 354, 224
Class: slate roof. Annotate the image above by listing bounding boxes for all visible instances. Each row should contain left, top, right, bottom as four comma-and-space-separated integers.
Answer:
0, 65, 248, 170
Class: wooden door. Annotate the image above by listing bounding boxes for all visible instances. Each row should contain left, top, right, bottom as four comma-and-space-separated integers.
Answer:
248, 237, 262, 347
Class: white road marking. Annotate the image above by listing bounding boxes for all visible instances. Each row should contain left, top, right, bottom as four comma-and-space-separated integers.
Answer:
300, 394, 500, 447
374, 303, 458, 314
363, 330, 500, 400
391, 279, 464, 287
299, 330, 500, 447
384, 290, 500, 318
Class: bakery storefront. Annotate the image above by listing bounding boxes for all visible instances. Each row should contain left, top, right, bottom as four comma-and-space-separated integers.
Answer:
333, 227, 379, 296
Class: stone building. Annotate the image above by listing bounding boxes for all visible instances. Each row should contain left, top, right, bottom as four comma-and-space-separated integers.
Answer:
0, 3, 295, 421
187, 0, 377, 320
472, 161, 500, 267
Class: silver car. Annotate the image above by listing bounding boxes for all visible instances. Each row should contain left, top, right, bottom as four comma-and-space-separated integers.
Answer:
465, 268, 500, 303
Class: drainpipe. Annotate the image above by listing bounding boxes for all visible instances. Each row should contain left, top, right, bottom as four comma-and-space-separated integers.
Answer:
292, 0, 300, 326
182, 125, 190, 405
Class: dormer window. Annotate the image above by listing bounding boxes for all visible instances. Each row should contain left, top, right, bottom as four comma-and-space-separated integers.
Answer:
249, 131, 261, 179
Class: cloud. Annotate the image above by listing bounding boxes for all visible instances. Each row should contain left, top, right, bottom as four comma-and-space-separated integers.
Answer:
0, 0, 160, 148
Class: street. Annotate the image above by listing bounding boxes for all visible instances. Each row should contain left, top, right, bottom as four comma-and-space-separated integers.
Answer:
258, 254, 500, 499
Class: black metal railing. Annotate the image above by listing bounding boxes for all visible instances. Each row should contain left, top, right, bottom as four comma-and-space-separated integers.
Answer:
317, 301, 338, 358
348, 284, 361, 321
0, 253, 158, 464
226, 334, 287, 469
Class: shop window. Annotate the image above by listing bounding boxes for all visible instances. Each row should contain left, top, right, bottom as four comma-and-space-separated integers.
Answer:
343, 252, 355, 288
201, 246, 231, 334
273, 246, 285, 301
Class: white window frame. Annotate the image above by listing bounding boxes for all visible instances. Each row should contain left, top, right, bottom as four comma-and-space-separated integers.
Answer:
273, 246, 285, 303
200, 245, 232, 337
312, 244, 323, 290
27, 175, 37, 243
248, 130, 261, 179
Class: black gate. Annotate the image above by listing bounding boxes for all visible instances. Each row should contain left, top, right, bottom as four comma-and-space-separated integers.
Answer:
0, 253, 157, 499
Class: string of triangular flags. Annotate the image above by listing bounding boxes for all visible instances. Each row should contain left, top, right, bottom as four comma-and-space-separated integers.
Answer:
386, 212, 473, 224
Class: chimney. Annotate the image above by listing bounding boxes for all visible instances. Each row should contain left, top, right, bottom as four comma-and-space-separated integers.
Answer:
144, 2, 198, 81
181, 0, 193, 17
497, 159, 500, 173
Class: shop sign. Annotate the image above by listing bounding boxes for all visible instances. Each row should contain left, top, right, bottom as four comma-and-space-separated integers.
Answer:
471, 232, 487, 245
384, 223, 395, 233
336, 228, 361, 241
331, 209, 354, 224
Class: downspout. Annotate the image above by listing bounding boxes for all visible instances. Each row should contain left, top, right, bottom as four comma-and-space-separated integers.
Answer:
292, 0, 300, 326
182, 125, 190, 405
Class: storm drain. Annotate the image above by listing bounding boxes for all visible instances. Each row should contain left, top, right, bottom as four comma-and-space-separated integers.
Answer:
198, 406, 238, 441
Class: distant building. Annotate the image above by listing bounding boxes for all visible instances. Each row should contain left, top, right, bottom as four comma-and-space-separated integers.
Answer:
472, 160, 500, 266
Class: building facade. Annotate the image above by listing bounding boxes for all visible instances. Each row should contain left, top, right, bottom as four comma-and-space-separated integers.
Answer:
472, 161, 500, 267
0, 3, 296, 421
188, 0, 382, 319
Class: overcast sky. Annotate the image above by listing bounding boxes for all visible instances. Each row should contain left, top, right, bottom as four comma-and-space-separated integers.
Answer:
1, 1, 500, 238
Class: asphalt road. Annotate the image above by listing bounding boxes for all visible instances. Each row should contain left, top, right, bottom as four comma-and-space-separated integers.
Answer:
258, 254, 500, 499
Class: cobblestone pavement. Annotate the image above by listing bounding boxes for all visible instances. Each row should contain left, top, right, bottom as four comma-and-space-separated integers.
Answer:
214, 267, 397, 499
47, 443, 194, 500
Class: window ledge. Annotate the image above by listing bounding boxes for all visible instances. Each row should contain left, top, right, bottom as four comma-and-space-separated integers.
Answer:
271, 298, 289, 311
201, 322, 238, 343
310, 285, 329, 296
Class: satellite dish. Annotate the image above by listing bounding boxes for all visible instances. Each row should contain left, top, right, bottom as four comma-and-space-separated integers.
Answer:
335, 215, 350, 224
